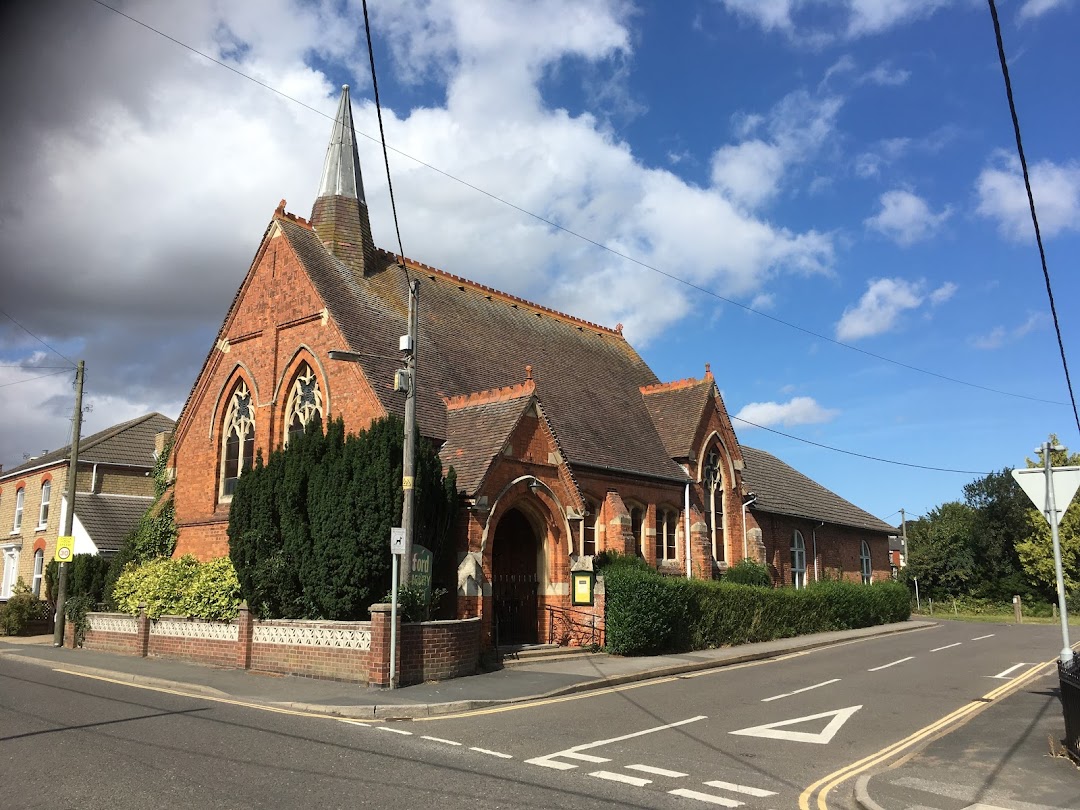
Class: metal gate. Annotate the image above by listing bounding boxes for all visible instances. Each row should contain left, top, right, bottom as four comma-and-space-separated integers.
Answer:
493, 571, 539, 647
492, 508, 539, 647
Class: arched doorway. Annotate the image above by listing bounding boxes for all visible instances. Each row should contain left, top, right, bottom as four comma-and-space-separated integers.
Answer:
491, 508, 540, 646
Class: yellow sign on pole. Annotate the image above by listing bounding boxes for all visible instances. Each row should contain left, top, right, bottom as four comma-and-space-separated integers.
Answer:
54, 536, 75, 563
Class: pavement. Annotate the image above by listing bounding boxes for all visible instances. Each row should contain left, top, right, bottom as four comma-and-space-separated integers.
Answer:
2, 619, 1077, 809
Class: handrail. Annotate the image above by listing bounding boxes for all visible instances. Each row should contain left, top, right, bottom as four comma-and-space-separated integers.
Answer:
545, 604, 604, 647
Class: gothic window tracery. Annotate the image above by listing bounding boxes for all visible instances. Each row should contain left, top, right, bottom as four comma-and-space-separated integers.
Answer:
703, 446, 723, 562
284, 363, 324, 446
220, 380, 255, 499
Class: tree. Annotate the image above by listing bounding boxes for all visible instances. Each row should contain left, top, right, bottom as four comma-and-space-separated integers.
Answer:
905, 502, 977, 598
962, 468, 1032, 599
1014, 436, 1080, 597
228, 415, 458, 620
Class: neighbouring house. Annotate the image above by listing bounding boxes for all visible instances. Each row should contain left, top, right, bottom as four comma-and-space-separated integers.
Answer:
168, 86, 894, 649
0, 412, 175, 601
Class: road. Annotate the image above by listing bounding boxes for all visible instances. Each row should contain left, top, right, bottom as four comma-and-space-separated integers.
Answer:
0, 621, 1066, 809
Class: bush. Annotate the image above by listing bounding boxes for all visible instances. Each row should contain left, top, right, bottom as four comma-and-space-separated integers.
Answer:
724, 559, 772, 588
113, 556, 242, 621
604, 566, 910, 656
65, 594, 95, 646
0, 582, 38, 635
68, 554, 112, 605
384, 582, 450, 622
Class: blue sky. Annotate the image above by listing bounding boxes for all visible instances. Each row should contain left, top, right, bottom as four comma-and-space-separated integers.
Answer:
1, 0, 1077, 526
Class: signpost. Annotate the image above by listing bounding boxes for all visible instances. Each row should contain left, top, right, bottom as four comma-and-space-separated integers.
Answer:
1012, 446, 1080, 665
389, 527, 405, 688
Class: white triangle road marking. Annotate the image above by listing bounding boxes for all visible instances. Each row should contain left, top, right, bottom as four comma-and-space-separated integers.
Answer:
729, 705, 862, 745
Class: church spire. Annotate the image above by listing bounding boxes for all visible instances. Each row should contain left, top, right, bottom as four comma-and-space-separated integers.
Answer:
311, 85, 376, 275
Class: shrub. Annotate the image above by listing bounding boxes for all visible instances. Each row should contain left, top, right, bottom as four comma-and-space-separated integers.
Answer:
113, 556, 242, 621
0, 582, 37, 635
384, 582, 450, 622
724, 559, 772, 588
604, 566, 910, 656
68, 554, 112, 605
65, 594, 95, 646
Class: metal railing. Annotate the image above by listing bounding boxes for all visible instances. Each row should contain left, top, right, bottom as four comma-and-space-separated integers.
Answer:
546, 605, 604, 648
1059, 655, 1080, 760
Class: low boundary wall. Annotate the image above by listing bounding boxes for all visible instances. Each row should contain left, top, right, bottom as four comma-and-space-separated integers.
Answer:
68, 602, 480, 687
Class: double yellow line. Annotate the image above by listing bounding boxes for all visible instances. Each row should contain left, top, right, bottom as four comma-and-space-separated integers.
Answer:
798, 657, 1057, 810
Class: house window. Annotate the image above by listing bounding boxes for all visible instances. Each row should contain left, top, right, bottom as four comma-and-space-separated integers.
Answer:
582, 501, 599, 556
791, 530, 807, 588
703, 448, 723, 562
32, 549, 44, 598
656, 508, 678, 562
38, 480, 51, 528
860, 540, 872, 584
284, 362, 323, 447
630, 506, 644, 557
12, 487, 24, 532
220, 380, 256, 499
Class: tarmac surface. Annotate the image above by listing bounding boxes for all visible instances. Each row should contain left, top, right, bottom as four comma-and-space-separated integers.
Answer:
3, 619, 1077, 809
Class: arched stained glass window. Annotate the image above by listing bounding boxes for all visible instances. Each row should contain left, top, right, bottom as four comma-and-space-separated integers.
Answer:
284, 363, 323, 446
703, 447, 723, 562
220, 380, 255, 499
861, 540, 872, 584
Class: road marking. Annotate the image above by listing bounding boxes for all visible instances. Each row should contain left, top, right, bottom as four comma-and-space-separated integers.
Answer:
704, 780, 777, 797
376, 726, 413, 736
420, 735, 461, 746
930, 642, 962, 652
668, 788, 743, 806
626, 764, 687, 777
971, 634, 995, 641
525, 715, 706, 770
470, 747, 513, 759
731, 706, 861, 745
799, 657, 1060, 810
990, 663, 1030, 679
762, 678, 840, 702
590, 770, 651, 786
868, 656, 913, 672
562, 752, 610, 763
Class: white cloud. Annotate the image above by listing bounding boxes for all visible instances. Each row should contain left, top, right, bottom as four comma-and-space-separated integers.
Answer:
865, 189, 951, 245
835, 277, 956, 340
975, 152, 1080, 241
970, 312, 1046, 349
860, 62, 910, 86
1018, 0, 1071, 23
734, 396, 839, 428
710, 90, 843, 210
719, 0, 953, 45
929, 281, 957, 306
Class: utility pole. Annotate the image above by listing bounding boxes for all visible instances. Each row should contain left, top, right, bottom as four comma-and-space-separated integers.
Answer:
400, 278, 419, 586
1041, 442, 1073, 665
53, 360, 85, 646
900, 508, 907, 568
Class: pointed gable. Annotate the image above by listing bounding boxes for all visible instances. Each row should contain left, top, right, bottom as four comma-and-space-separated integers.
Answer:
641, 376, 715, 460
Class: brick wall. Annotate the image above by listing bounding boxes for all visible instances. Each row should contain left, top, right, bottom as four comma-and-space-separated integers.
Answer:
250, 618, 373, 682
399, 617, 481, 684
754, 511, 892, 586
148, 617, 239, 668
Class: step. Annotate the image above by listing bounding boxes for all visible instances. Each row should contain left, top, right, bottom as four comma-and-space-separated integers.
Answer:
498, 644, 604, 666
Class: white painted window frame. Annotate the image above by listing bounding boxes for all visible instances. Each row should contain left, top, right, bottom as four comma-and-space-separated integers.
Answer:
12, 487, 24, 533
791, 530, 807, 589
31, 548, 44, 598
37, 480, 51, 529
860, 540, 872, 584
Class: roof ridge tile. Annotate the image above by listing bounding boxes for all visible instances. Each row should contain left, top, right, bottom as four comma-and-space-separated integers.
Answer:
444, 379, 536, 411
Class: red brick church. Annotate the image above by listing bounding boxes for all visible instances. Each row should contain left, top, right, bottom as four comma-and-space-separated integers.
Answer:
169, 87, 894, 647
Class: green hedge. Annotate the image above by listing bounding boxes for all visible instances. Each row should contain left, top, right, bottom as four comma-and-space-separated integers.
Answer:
112, 555, 242, 621
604, 563, 910, 655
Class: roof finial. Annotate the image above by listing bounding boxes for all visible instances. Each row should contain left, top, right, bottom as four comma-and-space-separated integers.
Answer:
525, 364, 533, 381
705, 362, 712, 377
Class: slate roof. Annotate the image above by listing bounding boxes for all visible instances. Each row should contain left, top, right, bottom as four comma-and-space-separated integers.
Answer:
441, 394, 534, 495
1, 413, 175, 479
740, 446, 896, 534
73, 493, 154, 553
280, 219, 689, 484
641, 378, 715, 459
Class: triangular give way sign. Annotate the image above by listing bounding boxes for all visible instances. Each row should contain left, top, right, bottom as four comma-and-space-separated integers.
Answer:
1011, 467, 1080, 524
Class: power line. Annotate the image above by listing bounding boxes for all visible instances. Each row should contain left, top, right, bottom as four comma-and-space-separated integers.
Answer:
84, 0, 1064, 408
0, 368, 74, 389
731, 414, 991, 475
0, 308, 77, 367
986, 0, 1080, 434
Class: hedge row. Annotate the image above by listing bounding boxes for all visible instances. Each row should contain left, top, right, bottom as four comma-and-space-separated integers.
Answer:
604, 559, 910, 656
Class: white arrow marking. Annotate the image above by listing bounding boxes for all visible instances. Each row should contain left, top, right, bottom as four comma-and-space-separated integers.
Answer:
525, 715, 706, 770
730, 705, 862, 745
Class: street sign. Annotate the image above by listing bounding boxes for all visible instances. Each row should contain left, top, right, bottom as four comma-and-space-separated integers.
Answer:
54, 535, 75, 563
1011, 467, 1080, 523
390, 527, 406, 555
412, 545, 433, 603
